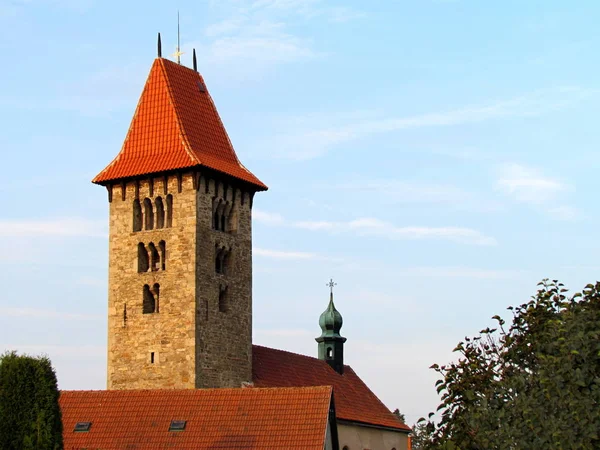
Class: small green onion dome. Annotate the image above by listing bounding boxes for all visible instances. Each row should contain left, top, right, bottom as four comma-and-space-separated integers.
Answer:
318, 295, 343, 337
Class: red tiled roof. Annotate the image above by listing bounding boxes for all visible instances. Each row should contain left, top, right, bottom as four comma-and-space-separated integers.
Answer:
60, 386, 331, 449
252, 345, 410, 432
93, 58, 267, 191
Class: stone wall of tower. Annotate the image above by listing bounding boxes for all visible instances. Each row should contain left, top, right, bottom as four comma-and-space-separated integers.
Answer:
105, 171, 254, 390
194, 176, 253, 388
106, 174, 197, 389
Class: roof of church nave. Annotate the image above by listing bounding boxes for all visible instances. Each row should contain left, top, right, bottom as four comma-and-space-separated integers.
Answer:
60, 386, 333, 449
252, 345, 410, 432
93, 57, 267, 191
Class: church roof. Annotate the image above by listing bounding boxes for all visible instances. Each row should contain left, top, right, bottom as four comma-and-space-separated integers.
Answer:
60, 386, 332, 449
252, 345, 410, 432
92, 58, 267, 191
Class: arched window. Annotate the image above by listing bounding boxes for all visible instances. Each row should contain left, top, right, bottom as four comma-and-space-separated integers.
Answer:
159, 240, 166, 271
222, 250, 231, 275
219, 286, 228, 313
342, 446, 350, 450
143, 284, 155, 314
212, 199, 222, 230
143, 198, 154, 230
155, 197, 165, 229
153, 283, 160, 313
137, 243, 149, 272
148, 243, 160, 272
133, 199, 142, 232
166, 194, 173, 228
327, 347, 333, 358
215, 248, 223, 274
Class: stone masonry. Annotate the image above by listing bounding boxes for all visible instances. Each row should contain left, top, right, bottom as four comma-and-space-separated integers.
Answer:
106, 171, 254, 389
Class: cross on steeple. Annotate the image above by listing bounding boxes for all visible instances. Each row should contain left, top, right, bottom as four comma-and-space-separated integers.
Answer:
327, 278, 337, 296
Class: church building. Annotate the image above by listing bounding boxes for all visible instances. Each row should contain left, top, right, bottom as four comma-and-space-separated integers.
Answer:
59, 37, 410, 450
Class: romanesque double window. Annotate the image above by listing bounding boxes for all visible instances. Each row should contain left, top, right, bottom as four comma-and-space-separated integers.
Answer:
212, 198, 237, 233
143, 283, 160, 314
133, 195, 173, 232
215, 245, 231, 275
138, 241, 166, 272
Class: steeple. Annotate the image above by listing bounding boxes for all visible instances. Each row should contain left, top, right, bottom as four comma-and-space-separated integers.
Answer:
316, 279, 347, 374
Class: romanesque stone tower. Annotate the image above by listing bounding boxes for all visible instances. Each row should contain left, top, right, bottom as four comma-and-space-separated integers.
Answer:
92, 53, 267, 390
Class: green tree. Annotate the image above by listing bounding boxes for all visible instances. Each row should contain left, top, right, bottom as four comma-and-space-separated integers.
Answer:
419, 280, 600, 450
0, 352, 63, 450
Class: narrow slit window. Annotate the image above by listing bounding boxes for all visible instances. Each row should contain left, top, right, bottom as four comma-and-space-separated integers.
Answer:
219, 286, 228, 313
150, 352, 155, 364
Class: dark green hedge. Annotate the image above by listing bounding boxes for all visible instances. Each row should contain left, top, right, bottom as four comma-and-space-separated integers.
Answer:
0, 352, 63, 450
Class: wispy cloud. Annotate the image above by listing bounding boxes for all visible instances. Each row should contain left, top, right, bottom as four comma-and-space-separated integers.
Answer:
253, 209, 496, 245
257, 87, 600, 159
0, 218, 107, 237
496, 163, 565, 203
496, 163, 579, 220
190, 0, 363, 78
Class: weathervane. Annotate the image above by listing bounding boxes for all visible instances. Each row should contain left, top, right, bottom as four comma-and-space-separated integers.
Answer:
172, 11, 184, 64
327, 278, 337, 296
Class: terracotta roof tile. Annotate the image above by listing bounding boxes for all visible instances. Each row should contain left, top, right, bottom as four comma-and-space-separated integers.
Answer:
93, 58, 266, 191
60, 386, 331, 449
252, 345, 410, 432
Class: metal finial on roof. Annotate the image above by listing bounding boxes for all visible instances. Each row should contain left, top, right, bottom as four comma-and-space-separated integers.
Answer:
327, 278, 337, 299
172, 11, 184, 64
193, 48, 197, 72
157, 32, 162, 58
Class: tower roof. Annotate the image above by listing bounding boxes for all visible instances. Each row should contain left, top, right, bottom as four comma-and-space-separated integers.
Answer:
318, 293, 344, 338
92, 58, 267, 191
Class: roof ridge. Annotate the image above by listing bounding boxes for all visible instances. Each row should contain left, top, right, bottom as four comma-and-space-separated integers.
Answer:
157, 58, 201, 168
254, 344, 352, 368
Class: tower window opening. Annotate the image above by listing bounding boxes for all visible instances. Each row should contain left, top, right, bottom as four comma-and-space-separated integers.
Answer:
159, 240, 166, 271
222, 251, 231, 275
137, 243, 149, 273
148, 243, 160, 272
219, 286, 228, 313
143, 284, 155, 314
155, 196, 165, 229
153, 283, 160, 313
327, 347, 333, 358
133, 199, 142, 232
166, 194, 173, 228
220, 214, 226, 231
143, 198, 154, 230
150, 352, 155, 364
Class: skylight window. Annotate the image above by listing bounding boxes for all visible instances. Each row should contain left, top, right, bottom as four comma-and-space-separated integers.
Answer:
169, 420, 187, 432
74, 422, 92, 432
197, 81, 206, 93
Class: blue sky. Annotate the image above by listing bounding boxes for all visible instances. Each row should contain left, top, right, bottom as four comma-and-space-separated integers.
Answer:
2, 0, 600, 425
